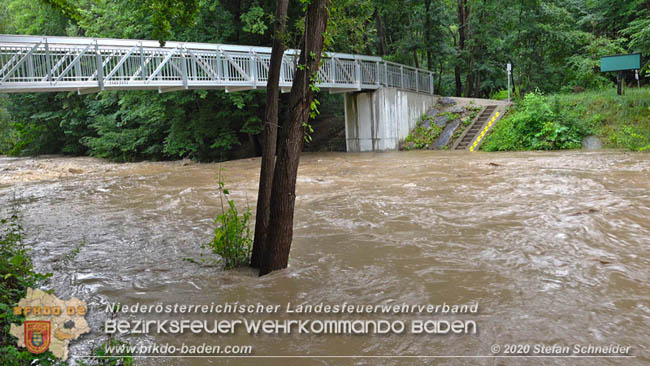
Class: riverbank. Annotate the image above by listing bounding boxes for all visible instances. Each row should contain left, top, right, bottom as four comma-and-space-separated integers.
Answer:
483, 87, 650, 152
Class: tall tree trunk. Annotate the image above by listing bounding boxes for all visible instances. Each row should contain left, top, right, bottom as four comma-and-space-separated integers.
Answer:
464, 62, 473, 97
413, 49, 419, 68
250, 0, 289, 268
374, 8, 386, 56
461, 0, 472, 97
259, 0, 330, 276
437, 60, 443, 93
424, 0, 432, 70
455, 0, 467, 97
454, 66, 462, 96
451, 32, 462, 96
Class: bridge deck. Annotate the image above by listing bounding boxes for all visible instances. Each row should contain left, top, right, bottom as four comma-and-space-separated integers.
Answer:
0, 35, 435, 94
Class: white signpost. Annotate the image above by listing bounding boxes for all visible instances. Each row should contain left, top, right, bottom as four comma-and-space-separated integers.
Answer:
507, 63, 512, 102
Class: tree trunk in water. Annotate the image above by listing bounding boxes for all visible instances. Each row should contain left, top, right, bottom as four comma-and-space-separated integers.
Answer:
250, 0, 289, 268
259, 0, 330, 276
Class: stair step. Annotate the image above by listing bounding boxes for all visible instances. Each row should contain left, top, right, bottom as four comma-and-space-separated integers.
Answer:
453, 105, 501, 150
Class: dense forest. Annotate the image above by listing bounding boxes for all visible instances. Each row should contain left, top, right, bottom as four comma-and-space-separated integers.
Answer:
0, 0, 648, 160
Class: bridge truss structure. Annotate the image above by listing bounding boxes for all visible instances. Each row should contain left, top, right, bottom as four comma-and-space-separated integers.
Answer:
0, 35, 435, 95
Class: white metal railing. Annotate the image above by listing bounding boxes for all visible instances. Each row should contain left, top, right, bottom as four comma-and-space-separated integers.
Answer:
0, 35, 434, 95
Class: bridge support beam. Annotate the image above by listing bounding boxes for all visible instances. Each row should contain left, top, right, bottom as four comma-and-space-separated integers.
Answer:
344, 87, 438, 152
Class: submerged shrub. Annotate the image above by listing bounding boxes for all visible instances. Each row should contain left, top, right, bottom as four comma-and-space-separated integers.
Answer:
202, 174, 252, 269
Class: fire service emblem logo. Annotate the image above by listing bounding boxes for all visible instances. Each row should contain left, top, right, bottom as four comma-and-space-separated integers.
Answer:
24, 321, 51, 354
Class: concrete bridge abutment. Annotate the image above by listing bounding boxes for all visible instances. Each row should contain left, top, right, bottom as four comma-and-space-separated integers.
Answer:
344, 87, 438, 152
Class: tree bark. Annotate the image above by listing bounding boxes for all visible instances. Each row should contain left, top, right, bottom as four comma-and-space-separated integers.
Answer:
374, 8, 386, 56
424, 0, 432, 70
460, 0, 473, 97
259, 0, 330, 276
455, 0, 467, 97
250, 0, 289, 268
437, 60, 443, 93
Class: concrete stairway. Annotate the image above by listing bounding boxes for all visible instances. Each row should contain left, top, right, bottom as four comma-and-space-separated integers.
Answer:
453, 105, 498, 150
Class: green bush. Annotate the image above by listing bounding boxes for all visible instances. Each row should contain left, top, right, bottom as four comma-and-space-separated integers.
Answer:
482, 92, 586, 151
0, 214, 58, 366
202, 176, 252, 269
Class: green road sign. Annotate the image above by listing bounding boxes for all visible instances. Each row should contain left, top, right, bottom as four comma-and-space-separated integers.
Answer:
600, 53, 641, 72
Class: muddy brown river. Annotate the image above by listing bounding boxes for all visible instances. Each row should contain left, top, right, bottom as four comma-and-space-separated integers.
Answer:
1, 151, 648, 365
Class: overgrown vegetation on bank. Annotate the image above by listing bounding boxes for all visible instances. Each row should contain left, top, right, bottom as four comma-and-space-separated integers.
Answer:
482, 88, 650, 152
0, 214, 58, 365
1, 211, 134, 365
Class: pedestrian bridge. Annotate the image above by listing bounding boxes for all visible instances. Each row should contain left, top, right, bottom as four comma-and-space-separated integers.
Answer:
0, 35, 435, 95
0, 35, 454, 153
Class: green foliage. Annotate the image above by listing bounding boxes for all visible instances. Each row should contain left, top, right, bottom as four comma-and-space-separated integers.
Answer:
147, 0, 198, 46
482, 92, 586, 151
623, 9, 650, 74
403, 115, 443, 150
0, 214, 57, 366
490, 86, 521, 101
608, 124, 650, 151
0, 96, 18, 154
484, 88, 650, 152
564, 34, 626, 90
241, 6, 268, 35
78, 339, 134, 366
202, 174, 253, 269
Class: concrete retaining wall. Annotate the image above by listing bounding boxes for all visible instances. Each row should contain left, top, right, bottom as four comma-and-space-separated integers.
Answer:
344, 87, 438, 152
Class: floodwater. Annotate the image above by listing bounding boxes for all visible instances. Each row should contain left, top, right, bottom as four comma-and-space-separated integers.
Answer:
1, 151, 648, 365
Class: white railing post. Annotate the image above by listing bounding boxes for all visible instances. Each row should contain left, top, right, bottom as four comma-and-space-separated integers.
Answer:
181, 47, 188, 89
384, 62, 388, 87
400, 65, 404, 89
415, 70, 419, 92
355, 56, 361, 89
430, 73, 434, 94
140, 43, 145, 81
45, 39, 52, 84
216, 48, 222, 80
375, 61, 380, 86
95, 41, 104, 90
250, 51, 257, 88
